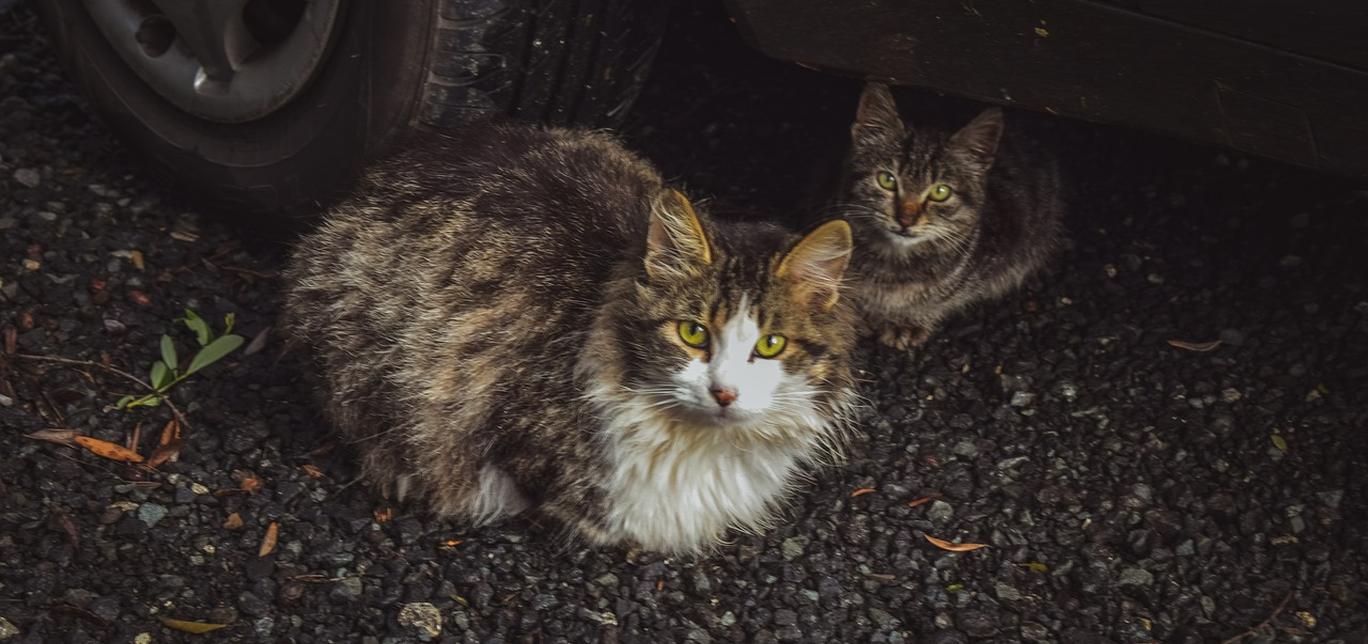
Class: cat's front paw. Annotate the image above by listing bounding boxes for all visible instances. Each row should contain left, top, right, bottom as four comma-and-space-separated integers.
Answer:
876, 323, 932, 351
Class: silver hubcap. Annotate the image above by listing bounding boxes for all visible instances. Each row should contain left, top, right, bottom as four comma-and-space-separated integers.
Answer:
82, 0, 342, 123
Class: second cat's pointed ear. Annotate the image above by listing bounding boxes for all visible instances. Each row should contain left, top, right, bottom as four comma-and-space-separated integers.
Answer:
852, 82, 903, 143
645, 188, 713, 280
949, 107, 1005, 172
777, 219, 853, 310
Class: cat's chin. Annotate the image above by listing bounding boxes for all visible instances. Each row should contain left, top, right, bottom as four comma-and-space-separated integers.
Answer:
665, 404, 766, 430
883, 228, 934, 247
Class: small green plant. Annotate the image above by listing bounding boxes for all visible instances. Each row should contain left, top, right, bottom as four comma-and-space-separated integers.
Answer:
116, 309, 244, 410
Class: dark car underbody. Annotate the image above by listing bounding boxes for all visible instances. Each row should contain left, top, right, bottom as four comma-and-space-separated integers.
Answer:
728, 0, 1368, 179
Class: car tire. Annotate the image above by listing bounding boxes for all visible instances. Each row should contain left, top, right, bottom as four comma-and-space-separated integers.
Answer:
36, 0, 667, 214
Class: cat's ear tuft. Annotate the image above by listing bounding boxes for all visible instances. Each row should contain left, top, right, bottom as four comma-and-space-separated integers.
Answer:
645, 188, 713, 280
852, 83, 903, 143
778, 219, 853, 310
949, 107, 1005, 172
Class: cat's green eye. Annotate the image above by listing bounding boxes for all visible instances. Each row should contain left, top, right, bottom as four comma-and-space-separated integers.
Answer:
876, 171, 898, 191
677, 321, 709, 348
928, 183, 954, 202
754, 334, 788, 359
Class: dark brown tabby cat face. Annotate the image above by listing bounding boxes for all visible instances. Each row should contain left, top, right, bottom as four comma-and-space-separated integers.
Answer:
845, 83, 1004, 252
611, 190, 854, 429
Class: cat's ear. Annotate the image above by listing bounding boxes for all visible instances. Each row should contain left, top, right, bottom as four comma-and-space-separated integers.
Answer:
645, 188, 713, 280
852, 83, 903, 143
777, 219, 853, 310
948, 108, 1005, 173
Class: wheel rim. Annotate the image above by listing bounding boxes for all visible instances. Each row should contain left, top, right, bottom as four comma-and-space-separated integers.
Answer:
81, 0, 343, 123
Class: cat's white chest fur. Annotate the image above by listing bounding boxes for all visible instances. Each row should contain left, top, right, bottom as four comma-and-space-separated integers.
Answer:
598, 407, 810, 553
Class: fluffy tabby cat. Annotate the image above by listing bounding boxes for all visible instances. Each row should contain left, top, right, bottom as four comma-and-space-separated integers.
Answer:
283, 125, 860, 554
837, 83, 1065, 349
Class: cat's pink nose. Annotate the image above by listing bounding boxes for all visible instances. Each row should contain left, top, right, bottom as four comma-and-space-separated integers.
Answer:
711, 387, 738, 407
897, 200, 923, 227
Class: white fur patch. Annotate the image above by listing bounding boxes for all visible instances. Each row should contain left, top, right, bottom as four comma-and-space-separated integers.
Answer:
468, 464, 528, 525
585, 297, 845, 553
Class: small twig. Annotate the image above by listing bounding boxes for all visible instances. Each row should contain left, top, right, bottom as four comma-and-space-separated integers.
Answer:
220, 266, 278, 280
11, 353, 193, 433
40, 390, 66, 425
1221, 590, 1295, 644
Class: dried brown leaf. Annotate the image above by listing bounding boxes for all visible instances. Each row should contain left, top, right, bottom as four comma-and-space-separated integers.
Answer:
850, 487, 876, 497
25, 428, 78, 446
924, 534, 989, 552
439, 539, 464, 549
259, 521, 279, 557
128, 290, 152, 307
130, 250, 145, 271
170, 230, 199, 242
1166, 338, 1221, 352
240, 475, 262, 494
159, 616, 229, 634
299, 464, 325, 479
73, 435, 144, 463
373, 507, 394, 524
223, 512, 244, 530
906, 495, 938, 508
158, 418, 180, 447
145, 439, 183, 469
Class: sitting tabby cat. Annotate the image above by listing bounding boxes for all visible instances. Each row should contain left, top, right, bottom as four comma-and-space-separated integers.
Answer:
838, 83, 1065, 349
284, 125, 860, 554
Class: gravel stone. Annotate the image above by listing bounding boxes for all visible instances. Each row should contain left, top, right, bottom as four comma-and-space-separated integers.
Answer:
1021, 622, 1050, 641
136, 503, 167, 528
254, 617, 276, 638
397, 602, 443, 641
1118, 568, 1154, 586
927, 500, 954, 523
0, 617, 18, 640
13, 167, 39, 188
955, 610, 998, 638
331, 577, 363, 603
781, 536, 808, 560
869, 607, 898, 628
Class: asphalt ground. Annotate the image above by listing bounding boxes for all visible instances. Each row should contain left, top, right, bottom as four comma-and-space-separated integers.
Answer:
2, 2, 1367, 642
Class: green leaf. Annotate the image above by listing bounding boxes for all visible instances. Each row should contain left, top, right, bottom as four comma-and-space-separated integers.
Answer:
1271, 434, 1288, 452
128, 395, 161, 409
160, 335, 178, 371
946, 582, 964, 593
223, 312, 236, 335
186, 334, 245, 375
150, 361, 170, 389
1025, 562, 1049, 573
182, 309, 211, 346
115, 395, 135, 410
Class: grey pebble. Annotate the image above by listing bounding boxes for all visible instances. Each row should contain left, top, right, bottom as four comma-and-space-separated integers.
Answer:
136, 503, 167, 528
1117, 567, 1154, 586
781, 536, 808, 561
13, 168, 39, 188
928, 500, 954, 523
